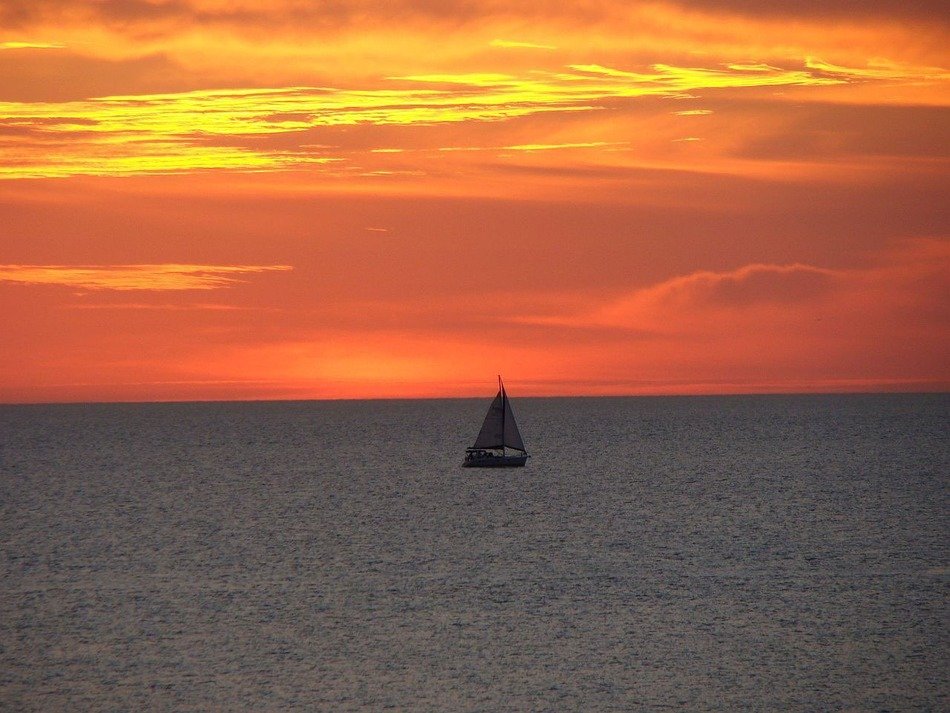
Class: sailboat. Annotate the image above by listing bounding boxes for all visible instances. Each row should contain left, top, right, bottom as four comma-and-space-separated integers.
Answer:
463, 376, 529, 467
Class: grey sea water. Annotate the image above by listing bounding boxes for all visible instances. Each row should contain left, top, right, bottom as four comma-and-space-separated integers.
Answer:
1, 394, 947, 711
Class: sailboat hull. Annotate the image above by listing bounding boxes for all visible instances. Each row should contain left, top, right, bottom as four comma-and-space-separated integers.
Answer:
462, 453, 528, 468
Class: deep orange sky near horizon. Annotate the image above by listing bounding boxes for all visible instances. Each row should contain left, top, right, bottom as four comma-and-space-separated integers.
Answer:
1, 0, 948, 402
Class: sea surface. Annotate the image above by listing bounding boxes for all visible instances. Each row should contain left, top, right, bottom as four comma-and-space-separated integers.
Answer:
1, 394, 947, 711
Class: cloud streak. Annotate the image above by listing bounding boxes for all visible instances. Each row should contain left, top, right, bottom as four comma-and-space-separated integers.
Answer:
489, 39, 556, 50
0, 61, 861, 178
0, 41, 64, 49
523, 263, 840, 331
0, 264, 292, 290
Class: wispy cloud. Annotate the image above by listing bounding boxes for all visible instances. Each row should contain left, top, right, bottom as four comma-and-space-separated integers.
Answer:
597, 263, 838, 325
0, 264, 293, 290
490, 39, 557, 50
562, 62, 843, 91
805, 57, 950, 82
0, 61, 862, 179
522, 263, 839, 331
62, 302, 254, 311
503, 142, 620, 151
439, 141, 622, 152
0, 41, 64, 50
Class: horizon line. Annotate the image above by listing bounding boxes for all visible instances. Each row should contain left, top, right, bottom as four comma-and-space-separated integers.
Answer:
2, 388, 947, 407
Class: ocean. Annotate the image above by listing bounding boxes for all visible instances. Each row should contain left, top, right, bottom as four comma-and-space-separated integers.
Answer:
1, 394, 947, 710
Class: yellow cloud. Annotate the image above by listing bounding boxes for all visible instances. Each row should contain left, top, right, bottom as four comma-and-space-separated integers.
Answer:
0, 264, 293, 290
569, 63, 844, 91
0, 41, 64, 50
1, 59, 938, 179
503, 142, 618, 151
490, 39, 557, 50
805, 57, 950, 82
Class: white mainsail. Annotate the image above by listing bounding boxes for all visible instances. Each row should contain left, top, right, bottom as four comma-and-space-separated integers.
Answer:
471, 379, 526, 452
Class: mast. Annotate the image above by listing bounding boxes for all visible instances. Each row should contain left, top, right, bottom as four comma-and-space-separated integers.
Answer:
499, 374, 505, 456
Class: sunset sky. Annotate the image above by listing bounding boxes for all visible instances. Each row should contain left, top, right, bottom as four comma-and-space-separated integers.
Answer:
1, 0, 948, 402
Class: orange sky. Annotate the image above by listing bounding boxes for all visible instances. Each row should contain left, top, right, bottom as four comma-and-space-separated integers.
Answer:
1, 0, 948, 402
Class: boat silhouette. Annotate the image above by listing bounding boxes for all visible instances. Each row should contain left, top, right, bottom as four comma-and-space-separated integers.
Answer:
463, 376, 529, 467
